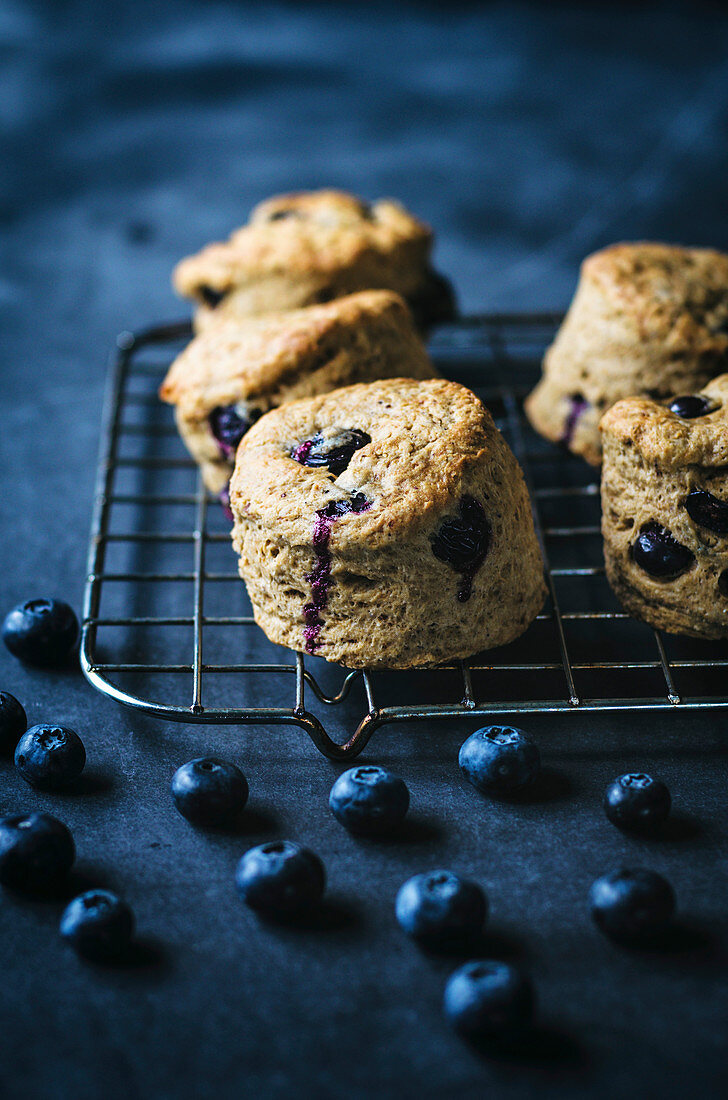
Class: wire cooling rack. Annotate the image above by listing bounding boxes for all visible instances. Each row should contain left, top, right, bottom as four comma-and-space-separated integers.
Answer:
81, 314, 728, 759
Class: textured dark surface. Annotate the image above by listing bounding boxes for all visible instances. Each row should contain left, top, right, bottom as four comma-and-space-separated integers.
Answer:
2, 2, 728, 1098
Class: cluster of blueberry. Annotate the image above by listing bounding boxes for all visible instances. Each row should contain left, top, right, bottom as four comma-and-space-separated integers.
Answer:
290, 431, 493, 604
0, 810, 136, 962
168, 726, 676, 1042
631, 393, 727, 581
0, 598, 137, 962
0, 595, 679, 1040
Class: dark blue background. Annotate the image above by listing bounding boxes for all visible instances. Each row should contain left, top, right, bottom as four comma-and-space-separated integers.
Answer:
1, 3, 727, 1098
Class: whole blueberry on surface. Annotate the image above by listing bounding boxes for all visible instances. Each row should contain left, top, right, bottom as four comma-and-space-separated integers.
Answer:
0, 812, 75, 893
668, 394, 715, 419
15, 725, 86, 789
604, 773, 671, 832
209, 404, 250, 455
395, 870, 487, 946
631, 523, 694, 579
60, 890, 135, 961
292, 427, 371, 476
684, 489, 728, 535
329, 765, 409, 836
199, 285, 226, 309
459, 726, 540, 795
590, 868, 676, 944
2, 598, 79, 667
235, 841, 325, 916
430, 495, 491, 601
171, 757, 249, 826
444, 960, 535, 1038
0, 691, 27, 753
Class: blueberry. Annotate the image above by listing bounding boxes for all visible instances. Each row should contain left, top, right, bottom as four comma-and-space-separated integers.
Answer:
443, 960, 535, 1038
2, 598, 79, 667
0, 691, 27, 753
604, 773, 671, 833
631, 523, 694, 578
430, 496, 491, 601
235, 840, 325, 916
171, 757, 249, 827
668, 394, 715, 418
0, 812, 75, 893
408, 268, 457, 329
15, 724, 86, 790
266, 209, 300, 222
292, 428, 371, 476
684, 489, 728, 535
590, 868, 676, 944
395, 870, 487, 946
459, 725, 540, 795
320, 491, 370, 519
209, 405, 249, 455
60, 890, 135, 961
329, 765, 409, 836
199, 285, 226, 309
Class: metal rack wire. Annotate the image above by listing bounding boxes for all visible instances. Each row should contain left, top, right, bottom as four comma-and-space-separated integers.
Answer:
81, 314, 728, 759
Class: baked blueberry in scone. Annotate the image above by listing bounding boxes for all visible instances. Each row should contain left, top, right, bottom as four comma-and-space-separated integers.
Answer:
526, 243, 728, 465
600, 374, 728, 639
172, 189, 456, 332
159, 290, 437, 496
229, 378, 546, 669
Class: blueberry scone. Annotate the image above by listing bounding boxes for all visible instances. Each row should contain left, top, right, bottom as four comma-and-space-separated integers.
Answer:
159, 290, 437, 496
526, 243, 728, 465
172, 189, 455, 332
229, 378, 546, 668
601, 375, 728, 639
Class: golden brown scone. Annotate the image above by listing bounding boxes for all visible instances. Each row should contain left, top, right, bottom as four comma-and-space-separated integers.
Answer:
600, 374, 728, 639
160, 290, 437, 495
526, 242, 728, 465
172, 189, 455, 331
229, 378, 546, 669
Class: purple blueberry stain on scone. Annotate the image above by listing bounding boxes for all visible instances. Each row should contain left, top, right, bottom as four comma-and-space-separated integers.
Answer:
291, 438, 314, 465
292, 428, 371, 477
219, 485, 233, 524
303, 493, 371, 654
631, 522, 695, 579
560, 395, 589, 448
684, 490, 728, 535
430, 495, 491, 602
668, 394, 718, 418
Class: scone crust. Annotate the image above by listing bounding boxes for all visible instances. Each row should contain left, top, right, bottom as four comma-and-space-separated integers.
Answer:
230, 378, 546, 668
599, 373, 728, 469
160, 291, 437, 494
583, 243, 728, 334
172, 189, 453, 329
526, 242, 728, 465
600, 374, 728, 639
